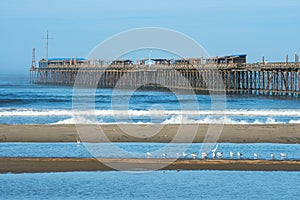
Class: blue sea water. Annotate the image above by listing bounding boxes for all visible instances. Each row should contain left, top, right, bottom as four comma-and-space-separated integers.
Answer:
1, 74, 300, 199
0, 74, 300, 124
0, 171, 299, 200
0, 142, 299, 160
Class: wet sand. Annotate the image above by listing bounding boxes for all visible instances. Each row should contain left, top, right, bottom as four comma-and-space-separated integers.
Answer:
0, 157, 299, 173
0, 124, 300, 143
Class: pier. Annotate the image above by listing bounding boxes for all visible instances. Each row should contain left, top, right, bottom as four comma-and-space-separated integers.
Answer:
30, 55, 300, 97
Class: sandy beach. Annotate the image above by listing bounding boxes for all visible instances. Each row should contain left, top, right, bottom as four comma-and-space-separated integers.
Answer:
0, 157, 299, 173
0, 124, 299, 143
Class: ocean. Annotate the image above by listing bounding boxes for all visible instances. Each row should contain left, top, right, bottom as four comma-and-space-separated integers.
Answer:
1, 171, 299, 200
1, 74, 300, 125
0, 74, 300, 199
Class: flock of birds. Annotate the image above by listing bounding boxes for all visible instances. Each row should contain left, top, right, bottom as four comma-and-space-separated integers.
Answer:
76, 140, 288, 160
146, 144, 288, 160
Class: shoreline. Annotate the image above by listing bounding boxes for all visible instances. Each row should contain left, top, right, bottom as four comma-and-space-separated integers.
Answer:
1, 157, 299, 173
0, 124, 300, 143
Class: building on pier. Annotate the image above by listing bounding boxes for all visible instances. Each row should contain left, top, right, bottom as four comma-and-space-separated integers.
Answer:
205, 54, 247, 64
39, 57, 88, 68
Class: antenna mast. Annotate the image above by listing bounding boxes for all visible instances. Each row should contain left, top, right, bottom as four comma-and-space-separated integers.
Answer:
46, 31, 48, 61
32, 48, 36, 68
42, 30, 52, 61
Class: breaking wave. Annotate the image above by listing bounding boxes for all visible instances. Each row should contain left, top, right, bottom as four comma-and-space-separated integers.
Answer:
1, 108, 300, 117
52, 116, 294, 125
1, 108, 299, 124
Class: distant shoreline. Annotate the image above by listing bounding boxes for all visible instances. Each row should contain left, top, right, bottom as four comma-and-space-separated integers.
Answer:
0, 124, 300, 143
1, 157, 299, 173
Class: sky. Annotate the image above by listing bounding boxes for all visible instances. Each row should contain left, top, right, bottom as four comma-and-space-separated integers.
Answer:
0, 0, 299, 74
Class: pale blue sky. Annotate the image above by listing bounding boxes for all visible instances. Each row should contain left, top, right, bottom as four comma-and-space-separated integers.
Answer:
0, 0, 299, 74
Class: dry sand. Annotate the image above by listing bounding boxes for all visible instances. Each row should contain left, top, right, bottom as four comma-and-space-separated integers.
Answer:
0, 157, 299, 173
0, 124, 299, 143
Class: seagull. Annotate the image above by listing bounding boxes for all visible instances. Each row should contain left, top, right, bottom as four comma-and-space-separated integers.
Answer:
211, 144, 219, 154
182, 152, 188, 158
162, 153, 167, 159
76, 138, 81, 145
216, 152, 223, 159
229, 151, 234, 157
190, 153, 197, 159
237, 152, 242, 158
176, 153, 181, 158
212, 152, 216, 159
254, 153, 259, 159
271, 153, 276, 160
201, 152, 208, 159
280, 153, 287, 159
146, 152, 152, 158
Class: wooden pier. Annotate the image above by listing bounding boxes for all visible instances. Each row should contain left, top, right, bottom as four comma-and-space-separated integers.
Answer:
30, 61, 300, 97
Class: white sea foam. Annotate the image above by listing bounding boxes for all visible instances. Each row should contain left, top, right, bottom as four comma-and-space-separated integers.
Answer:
51, 116, 290, 125
289, 119, 300, 124
51, 117, 101, 125
1, 108, 300, 117
2, 108, 300, 124
161, 116, 284, 125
